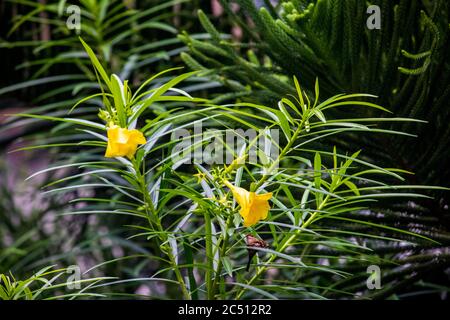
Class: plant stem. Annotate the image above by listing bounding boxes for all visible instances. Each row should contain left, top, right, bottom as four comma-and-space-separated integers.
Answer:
235, 195, 330, 299
211, 215, 233, 298
204, 209, 214, 299
252, 118, 306, 191
236, 119, 308, 298
133, 160, 190, 299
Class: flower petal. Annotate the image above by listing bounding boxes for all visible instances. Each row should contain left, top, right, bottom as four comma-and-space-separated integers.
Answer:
129, 129, 147, 144
251, 196, 271, 221
224, 181, 250, 209
105, 125, 146, 159
224, 181, 272, 227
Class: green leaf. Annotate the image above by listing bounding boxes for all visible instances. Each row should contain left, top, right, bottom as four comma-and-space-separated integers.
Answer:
110, 74, 127, 126
130, 71, 198, 122
293, 75, 305, 110
313, 109, 326, 123
79, 37, 111, 90
343, 180, 360, 196
221, 257, 233, 277
313, 77, 319, 108
314, 152, 323, 205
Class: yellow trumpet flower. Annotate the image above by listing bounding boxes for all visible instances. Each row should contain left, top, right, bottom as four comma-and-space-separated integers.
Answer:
105, 123, 147, 159
224, 180, 272, 227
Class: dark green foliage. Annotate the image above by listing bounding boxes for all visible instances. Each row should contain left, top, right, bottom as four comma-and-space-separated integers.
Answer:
0, 0, 215, 298
180, 0, 450, 299
1, 0, 450, 300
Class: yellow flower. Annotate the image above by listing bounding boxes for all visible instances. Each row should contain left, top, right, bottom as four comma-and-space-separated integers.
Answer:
224, 181, 272, 227
105, 124, 146, 159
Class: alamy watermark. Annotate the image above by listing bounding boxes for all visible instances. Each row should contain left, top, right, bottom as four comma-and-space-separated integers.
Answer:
171, 122, 280, 171
367, 5, 381, 30
64, 3, 381, 34
366, 265, 382, 290
66, 264, 82, 289
66, 5, 81, 34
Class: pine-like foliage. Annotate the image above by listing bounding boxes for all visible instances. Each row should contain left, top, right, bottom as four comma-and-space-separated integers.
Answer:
180, 0, 450, 298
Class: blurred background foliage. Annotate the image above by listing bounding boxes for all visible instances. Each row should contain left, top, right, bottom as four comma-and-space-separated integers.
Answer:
0, 0, 449, 299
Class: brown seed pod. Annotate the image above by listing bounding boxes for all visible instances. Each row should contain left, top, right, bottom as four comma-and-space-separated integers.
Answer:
245, 235, 269, 271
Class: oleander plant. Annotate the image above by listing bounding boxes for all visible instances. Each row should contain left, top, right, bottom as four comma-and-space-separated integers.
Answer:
0, 0, 449, 300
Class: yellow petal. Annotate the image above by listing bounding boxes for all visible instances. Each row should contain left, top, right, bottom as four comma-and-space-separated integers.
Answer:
105, 142, 115, 157
117, 128, 131, 144
255, 192, 272, 201
129, 129, 147, 144
224, 181, 250, 209
239, 205, 251, 220
107, 125, 120, 140
251, 193, 272, 220
105, 125, 146, 159
224, 181, 272, 227
125, 145, 138, 159
242, 209, 260, 227
105, 135, 121, 158
244, 217, 259, 227
116, 143, 131, 157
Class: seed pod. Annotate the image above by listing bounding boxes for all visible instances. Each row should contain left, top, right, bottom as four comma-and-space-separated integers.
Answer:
245, 234, 269, 271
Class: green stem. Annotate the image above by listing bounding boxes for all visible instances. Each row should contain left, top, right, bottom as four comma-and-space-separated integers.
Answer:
235, 195, 330, 299
204, 209, 214, 299
211, 215, 233, 298
252, 118, 306, 191
236, 119, 308, 298
133, 159, 190, 299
